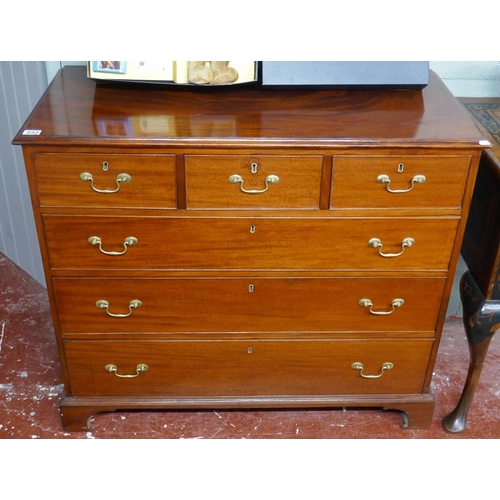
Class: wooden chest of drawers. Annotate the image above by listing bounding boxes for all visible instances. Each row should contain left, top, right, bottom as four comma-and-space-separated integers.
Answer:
13, 66, 488, 431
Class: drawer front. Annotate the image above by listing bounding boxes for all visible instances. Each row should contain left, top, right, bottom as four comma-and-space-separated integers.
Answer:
43, 215, 459, 271
330, 155, 471, 209
32, 153, 177, 208
185, 155, 323, 209
64, 338, 433, 397
54, 277, 445, 334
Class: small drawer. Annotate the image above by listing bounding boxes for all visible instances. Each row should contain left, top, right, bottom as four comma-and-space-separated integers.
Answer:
54, 276, 445, 334
32, 153, 177, 209
64, 338, 433, 397
43, 214, 459, 272
185, 155, 323, 209
330, 155, 471, 209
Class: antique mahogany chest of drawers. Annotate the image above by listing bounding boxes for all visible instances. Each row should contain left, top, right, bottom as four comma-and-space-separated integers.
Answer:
13, 66, 488, 431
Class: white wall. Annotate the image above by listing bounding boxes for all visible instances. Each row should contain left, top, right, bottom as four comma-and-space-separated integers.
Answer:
430, 61, 500, 97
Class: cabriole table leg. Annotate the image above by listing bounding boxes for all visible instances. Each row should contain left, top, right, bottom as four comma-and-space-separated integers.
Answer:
443, 271, 500, 433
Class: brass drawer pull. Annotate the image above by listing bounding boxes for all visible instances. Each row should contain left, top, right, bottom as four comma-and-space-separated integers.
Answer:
368, 237, 415, 258
376, 174, 426, 193
105, 363, 149, 378
228, 174, 279, 194
96, 299, 142, 318
359, 298, 404, 315
88, 236, 138, 256
79, 172, 132, 193
351, 362, 394, 379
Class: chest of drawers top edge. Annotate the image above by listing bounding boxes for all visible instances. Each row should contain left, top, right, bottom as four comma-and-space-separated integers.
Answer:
13, 67, 487, 150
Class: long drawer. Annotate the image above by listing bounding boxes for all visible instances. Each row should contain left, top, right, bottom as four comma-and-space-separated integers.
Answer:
330, 155, 471, 209
43, 215, 459, 271
32, 153, 177, 209
54, 277, 445, 334
185, 154, 323, 209
64, 338, 433, 397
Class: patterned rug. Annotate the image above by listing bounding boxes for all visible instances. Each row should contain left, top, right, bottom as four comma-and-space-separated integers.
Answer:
459, 98, 500, 149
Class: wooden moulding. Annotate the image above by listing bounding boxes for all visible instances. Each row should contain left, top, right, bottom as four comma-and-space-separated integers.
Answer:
60, 394, 435, 432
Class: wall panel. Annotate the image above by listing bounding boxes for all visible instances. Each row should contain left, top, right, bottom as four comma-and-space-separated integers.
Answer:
0, 61, 48, 284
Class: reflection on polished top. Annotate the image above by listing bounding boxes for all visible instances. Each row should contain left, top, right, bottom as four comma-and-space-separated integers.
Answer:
13, 65, 487, 147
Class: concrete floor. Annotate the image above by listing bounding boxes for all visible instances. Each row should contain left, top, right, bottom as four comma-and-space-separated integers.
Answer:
1, 251, 500, 439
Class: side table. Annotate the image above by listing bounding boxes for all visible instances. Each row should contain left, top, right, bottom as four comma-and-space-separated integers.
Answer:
443, 98, 500, 433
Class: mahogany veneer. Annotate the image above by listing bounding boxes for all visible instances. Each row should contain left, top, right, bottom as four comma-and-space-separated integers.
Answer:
13, 66, 488, 431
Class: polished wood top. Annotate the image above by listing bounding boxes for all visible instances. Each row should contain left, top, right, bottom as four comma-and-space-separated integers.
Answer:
13, 65, 488, 149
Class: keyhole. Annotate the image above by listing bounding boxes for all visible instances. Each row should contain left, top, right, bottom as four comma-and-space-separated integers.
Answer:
102, 161, 109, 171
250, 162, 258, 174
398, 163, 404, 173
248, 284, 254, 293
250, 225, 256, 234
247, 347, 253, 354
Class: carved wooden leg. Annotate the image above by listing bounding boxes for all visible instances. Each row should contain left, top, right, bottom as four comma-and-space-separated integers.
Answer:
443, 336, 493, 433
443, 271, 500, 433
